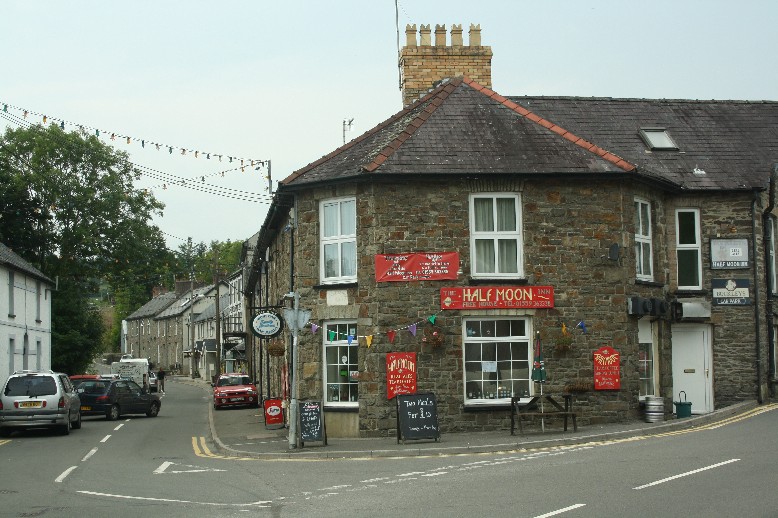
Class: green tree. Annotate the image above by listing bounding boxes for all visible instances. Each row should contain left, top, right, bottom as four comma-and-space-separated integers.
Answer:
0, 124, 167, 373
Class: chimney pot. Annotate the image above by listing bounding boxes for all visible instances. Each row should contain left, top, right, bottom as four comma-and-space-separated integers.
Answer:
419, 24, 431, 46
435, 24, 447, 46
451, 24, 463, 47
405, 24, 417, 47
469, 23, 482, 46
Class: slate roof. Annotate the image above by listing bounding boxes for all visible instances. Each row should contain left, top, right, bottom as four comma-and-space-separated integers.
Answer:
280, 77, 778, 192
126, 291, 178, 320
0, 242, 53, 284
154, 285, 213, 320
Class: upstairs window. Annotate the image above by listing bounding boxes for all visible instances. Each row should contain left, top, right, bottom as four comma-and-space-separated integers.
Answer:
7, 271, 15, 317
470, 194, 523, 278
320, 198, 357, 283
639, 128, 678, 151
676, 208, 702, 290
634, 199, 653, 281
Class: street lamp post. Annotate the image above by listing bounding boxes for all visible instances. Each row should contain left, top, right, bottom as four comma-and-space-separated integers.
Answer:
283, 291, 311, 450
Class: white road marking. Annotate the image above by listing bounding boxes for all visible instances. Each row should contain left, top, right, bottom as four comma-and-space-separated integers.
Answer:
422, 471, 447, 477
154, 461, 226, 474
397, 471, 425, 477
81, 448, 98, 462
100, 435, 111, 443
78, 490, 270, 507
633, 458, 740, 490
55, 466, 78, 483
533, 504, 587, 517
113, 424, 124, 431
361, 477, 390, 483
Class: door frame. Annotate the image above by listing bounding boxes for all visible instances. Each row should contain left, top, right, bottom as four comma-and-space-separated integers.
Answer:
671, 323, 714, 414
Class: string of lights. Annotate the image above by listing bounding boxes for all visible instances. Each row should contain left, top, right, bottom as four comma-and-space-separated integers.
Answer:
0, 100, 268, 168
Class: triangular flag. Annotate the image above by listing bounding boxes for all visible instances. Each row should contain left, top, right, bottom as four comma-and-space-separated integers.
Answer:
427, 315, 436, 325
387, 330, 396, 344
347, 334, 354, 345
577, 321, 588, 334
365, 335, 373, 348
328, 330, 336, 341
561, 322, 568, 336
409, 324, 417, 337
311, 323, 319, 334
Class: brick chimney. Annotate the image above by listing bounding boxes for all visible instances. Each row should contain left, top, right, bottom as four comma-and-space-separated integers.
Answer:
400, 23, 492, 107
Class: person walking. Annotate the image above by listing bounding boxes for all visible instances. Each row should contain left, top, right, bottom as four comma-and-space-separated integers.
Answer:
157, 368, 166, 394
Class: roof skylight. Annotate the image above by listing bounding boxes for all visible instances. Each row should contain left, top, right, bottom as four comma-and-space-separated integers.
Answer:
639, 128, 678, 151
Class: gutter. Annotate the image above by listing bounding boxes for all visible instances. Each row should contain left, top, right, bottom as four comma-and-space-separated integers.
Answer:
763, 164, 778, 394
753, 187, 766, 404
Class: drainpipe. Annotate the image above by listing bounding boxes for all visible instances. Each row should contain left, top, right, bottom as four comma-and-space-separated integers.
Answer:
752, 190, 764, 404
763, 164, 778, 394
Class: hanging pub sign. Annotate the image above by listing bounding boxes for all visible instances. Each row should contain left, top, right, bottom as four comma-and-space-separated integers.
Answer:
710, 238, 749, 269
250, 310, 284, 338
375, 252, 459, 282
712, 278, 752, 305
386, 352, 417, 399
440, 286, 554, 310
593, 346, 621, 390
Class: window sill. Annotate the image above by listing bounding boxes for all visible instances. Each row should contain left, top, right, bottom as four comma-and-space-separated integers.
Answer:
674, 290, 707, 297
635, 279, 665, 288
323, 404, 358, 412
468, 278, 528, 286
464, 402, 511, 411
314, 282, 358, 290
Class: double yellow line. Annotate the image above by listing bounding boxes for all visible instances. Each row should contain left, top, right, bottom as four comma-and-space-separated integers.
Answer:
191, 436, 252, 461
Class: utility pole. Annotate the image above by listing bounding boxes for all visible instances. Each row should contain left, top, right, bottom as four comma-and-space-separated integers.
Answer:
283, 292, 311, 450
190, 270, 196, 379
214, 250, 221, 381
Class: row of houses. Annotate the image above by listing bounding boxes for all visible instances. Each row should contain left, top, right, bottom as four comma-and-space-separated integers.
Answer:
0, 242, 54, 383
127, 24, 778, 439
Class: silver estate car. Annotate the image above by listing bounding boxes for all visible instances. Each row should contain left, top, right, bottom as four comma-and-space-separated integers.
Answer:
0, 370, 82, 435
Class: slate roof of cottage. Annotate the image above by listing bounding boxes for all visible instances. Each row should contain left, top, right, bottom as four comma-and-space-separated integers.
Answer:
280, 77, 778, 192
154, 285, 213, 320
0, 242, 53, 285
126, 291, 178, 320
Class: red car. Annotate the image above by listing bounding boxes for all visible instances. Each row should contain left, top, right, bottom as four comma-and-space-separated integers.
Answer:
212, 374, 259, 409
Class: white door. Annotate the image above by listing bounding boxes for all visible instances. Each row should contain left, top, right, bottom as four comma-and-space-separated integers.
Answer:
671, 324, 713, 414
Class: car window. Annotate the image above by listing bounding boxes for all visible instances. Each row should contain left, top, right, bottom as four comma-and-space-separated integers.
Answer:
127, 380, 143, 393
82, 381, 110, 394
4, 375, 57, 397
241, 377, 251, 385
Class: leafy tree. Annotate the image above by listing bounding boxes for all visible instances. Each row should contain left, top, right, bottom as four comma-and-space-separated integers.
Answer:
0, 124, 167, 372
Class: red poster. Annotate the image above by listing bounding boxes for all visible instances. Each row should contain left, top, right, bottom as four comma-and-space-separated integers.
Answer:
594, 346, 621, 390
440, 286, 554, 310
375, 253, 459, 282
386, 352, 417, 399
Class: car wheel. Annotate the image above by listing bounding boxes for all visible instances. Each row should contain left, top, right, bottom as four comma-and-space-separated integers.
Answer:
146, 402, 160, 417
60, 417, 71, 435
107, 404, 120, 421
72, 410, 82, 430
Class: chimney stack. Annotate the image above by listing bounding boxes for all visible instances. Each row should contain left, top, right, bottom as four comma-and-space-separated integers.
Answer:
399, 23, 492, 107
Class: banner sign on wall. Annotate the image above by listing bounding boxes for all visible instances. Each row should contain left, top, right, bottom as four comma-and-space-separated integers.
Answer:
375, 253, 459, 282
712, 278, 752, 305
710, 238, 749, 269
594, 346, 621, 390
386, 352, 417, 399
440, 286, 554, 310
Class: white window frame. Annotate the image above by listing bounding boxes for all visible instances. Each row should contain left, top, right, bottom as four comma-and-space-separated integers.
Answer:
320, 197, 357, 284
322, 320, 359, 408
637, 319, 658, 399
634, 198, 653, 281
463, 317, 532, 407
676, 208, 702, 290
469, 193, 523, 278
8, 271, 15, 317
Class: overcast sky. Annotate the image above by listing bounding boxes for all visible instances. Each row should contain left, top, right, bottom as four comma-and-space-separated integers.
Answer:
2, 1, 776, 251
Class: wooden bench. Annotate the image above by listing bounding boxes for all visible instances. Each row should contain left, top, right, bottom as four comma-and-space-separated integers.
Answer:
510, 395, 578, 435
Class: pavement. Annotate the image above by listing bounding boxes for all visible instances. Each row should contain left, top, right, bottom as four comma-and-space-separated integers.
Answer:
172, 375, 769, 460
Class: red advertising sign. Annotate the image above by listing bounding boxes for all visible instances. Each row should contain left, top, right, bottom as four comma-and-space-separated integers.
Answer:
440, 286, 554, 310
263, 398, 284, 427
593, 346, 621, 390
375, 253, 459, 282
386, 352, 417, 399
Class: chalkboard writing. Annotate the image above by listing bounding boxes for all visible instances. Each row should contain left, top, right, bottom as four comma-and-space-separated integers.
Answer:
299, 400, 327, 446
396, 393, 440, 444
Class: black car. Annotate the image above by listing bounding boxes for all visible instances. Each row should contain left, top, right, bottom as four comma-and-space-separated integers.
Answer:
76, 379, 161, 420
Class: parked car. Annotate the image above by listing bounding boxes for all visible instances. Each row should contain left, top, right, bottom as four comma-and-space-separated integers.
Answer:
148, 371, 158, 393
0, 370, 82, 435
69, 374, 101, 389
212, 373, 259, 409
76, 379, 161, 420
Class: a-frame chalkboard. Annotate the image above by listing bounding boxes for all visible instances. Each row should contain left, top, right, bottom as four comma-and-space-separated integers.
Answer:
299, 400, 327, 447
396, 393, 440, 444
